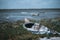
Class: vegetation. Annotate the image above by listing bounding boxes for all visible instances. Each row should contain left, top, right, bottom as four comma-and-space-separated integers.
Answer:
0, 21, 39, 40
0, 18, 60, 40
40, 18, 60, 32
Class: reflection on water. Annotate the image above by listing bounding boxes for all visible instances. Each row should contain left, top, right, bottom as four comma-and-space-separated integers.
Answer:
0, 10, 60, 21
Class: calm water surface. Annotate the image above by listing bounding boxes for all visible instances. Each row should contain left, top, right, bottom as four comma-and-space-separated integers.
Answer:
0, 10, 60, 21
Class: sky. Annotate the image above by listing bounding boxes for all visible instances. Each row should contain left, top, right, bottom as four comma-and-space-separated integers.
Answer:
0, 0, 60, 9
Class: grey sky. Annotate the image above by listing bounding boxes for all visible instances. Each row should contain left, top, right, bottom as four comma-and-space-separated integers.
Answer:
0, 0, 60, 9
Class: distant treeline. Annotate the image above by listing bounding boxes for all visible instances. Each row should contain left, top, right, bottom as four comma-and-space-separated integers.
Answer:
0, 8, 60, 12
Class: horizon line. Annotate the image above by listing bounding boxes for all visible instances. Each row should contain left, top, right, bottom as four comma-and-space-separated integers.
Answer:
0, 8, 60, 10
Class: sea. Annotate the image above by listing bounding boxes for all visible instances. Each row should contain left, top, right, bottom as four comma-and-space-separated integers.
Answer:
0, 9, 60, 21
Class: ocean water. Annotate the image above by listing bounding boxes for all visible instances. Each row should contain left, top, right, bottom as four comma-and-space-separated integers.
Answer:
0, 10, 60, 21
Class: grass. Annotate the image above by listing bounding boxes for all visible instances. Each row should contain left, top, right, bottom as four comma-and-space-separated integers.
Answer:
40, 18, 60, 33
0, 18, 60, 40
0, 21, 39, 40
